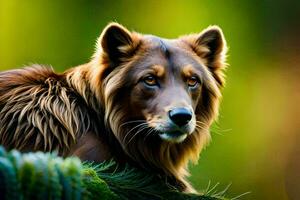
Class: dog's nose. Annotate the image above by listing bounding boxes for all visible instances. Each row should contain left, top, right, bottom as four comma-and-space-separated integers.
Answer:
169, 108, 192, 127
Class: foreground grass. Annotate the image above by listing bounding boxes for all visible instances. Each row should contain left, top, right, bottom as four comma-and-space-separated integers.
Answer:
0, 146, 233, 200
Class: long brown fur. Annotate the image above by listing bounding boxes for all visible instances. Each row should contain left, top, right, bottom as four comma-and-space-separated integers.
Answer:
0, 23, 227, 192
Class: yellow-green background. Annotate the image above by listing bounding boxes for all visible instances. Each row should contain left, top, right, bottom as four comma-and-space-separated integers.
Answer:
1, 1, 300, 199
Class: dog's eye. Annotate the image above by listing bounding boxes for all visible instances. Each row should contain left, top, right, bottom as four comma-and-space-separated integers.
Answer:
143, 75, 158, 86
187, 76, 199, 88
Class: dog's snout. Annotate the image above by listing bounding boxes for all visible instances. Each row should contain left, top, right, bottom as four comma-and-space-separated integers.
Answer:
168, 108, 192, 127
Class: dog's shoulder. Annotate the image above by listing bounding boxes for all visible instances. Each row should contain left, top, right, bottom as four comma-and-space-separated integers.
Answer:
0, 65, 93, 154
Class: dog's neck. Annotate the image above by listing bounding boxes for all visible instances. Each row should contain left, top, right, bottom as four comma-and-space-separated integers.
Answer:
64, 62, 103, 112
64, 62, 133, 160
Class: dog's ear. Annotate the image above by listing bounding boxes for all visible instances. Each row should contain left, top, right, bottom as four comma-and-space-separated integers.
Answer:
98, 23, 140, 66
186, 26, 227, 87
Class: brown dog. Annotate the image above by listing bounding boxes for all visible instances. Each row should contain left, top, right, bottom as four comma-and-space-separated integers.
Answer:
0, 23, 227, 192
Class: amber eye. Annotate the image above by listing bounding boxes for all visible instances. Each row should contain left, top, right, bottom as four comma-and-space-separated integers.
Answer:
187, 76, 199, 87
143, 75, 158, 86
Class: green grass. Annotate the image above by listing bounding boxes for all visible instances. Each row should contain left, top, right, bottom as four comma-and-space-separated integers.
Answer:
0, 146, 234, 200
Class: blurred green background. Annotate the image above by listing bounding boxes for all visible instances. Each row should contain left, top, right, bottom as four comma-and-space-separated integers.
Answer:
1, 0, 300, 199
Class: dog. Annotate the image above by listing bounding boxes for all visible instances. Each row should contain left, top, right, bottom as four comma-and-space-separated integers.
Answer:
0, 23, 227, 192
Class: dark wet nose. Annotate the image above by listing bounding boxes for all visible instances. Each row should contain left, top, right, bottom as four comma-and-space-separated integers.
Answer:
169, 108, 192, 127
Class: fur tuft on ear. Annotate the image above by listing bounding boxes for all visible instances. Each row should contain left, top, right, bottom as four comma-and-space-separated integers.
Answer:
185, 26, 228, 87
97, 23, 140, 65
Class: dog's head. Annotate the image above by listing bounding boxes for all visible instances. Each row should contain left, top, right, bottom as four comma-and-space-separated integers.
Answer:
92, 23, 227, 182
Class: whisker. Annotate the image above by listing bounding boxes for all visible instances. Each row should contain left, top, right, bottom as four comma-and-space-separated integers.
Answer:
195, 123, 225, 136
210, 130, 224, 136
217, 128, 232, 133
195, 124, 206, 129
196, 120, 207, 125
196, 120, 211, 131
120, 120, 146, 127
197, 120, 232, 135
143, 128, 151, 141
144, 127, 156, 141
195, 124, 208, 131
195, 127, 211, 136
123, 124, 144, 142
123, 122, 148, 143
126, 125, 149, 146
